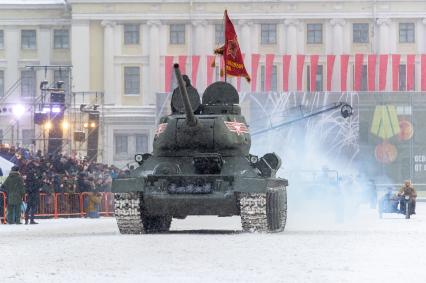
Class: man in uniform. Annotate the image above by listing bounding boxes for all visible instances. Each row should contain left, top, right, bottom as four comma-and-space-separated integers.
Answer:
2, 166, 25, 224
398, 180, 417, 215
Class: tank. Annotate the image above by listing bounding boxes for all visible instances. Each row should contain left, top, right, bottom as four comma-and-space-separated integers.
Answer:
112, 63, 288, 233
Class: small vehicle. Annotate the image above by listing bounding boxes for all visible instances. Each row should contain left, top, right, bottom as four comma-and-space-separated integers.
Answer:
378, 193, 413, 219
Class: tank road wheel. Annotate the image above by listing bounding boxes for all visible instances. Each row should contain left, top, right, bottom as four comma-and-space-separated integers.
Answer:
114, 192, 145, 234
239, 187, 287, 233
142, 215, 172, 233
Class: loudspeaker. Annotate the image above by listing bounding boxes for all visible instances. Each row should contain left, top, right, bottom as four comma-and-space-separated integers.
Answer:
74, 131, 85, 142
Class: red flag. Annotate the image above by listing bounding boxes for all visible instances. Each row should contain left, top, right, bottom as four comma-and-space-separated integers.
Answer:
354, 54, 363, 91
164, 56, 174, 92
216, 10, 250, 82
392, 54, 401, 91
207, 55, 215, 85
326, 55, 335, 91
422, 54, 426, 91
340, 54, 349, 91
296, 55, 305, 91
368, 55, 376, 91
282, 55, 291, 91
178, 55, 187, 75
310, 55, 319, 91
251, 54, 260, 92
265, 54, 275, 91
407, 54, 415, 91
191, 55, 200, 88
379, 55, 388, 91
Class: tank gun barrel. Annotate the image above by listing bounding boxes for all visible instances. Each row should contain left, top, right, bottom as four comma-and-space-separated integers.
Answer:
173, 63, 198, 127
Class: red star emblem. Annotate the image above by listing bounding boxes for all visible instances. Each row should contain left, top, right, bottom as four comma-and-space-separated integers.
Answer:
226, 37, 239, 59
224, 120, 249, 136
155, 123, 168, 137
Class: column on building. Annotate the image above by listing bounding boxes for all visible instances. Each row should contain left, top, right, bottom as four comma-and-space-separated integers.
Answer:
330, 19, 346, 91
148, 20, 161, 105
102, 20, 116, 105
377, 18, 391, 91
416, 19, 426, 90
284, 19, 299, 91
192, 20, 207, 90
239, 20, 253, 92
71, 20, 90, 93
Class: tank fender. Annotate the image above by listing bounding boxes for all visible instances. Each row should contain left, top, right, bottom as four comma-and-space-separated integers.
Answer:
233, 177, 288, 193
112, 177, 145, 193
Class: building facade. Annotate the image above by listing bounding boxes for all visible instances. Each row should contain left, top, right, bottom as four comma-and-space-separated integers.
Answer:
0, 0, 425, 167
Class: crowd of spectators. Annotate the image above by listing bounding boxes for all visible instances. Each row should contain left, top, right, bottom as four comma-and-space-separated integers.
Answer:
0, 145, 129, 222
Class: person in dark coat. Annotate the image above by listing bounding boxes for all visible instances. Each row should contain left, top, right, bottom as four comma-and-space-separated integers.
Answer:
25, 160, 43, 224
2, 166, 25, 224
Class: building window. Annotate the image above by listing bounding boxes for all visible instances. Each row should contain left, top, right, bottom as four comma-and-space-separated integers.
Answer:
261, 24, 277, 44
399, 64, 406, 91
260, 65, 278, 91
124, 67, 140, 95
306, 65, 324, 91
0, 71, 4, 97
21, 30, 36, 49
124, 24, 140, 45
170, 24, 185, 44
399, 23, 415, 43
21, 70, 36, 97
0, 30, 4, 49
115, 135, 128, 155
53, 29, 69, 49
22, 129, 35, 146
361, 65, 368, 91
215, 24, 224, 45
54, 69, 70, 95
307, 24, 322, 44
135, 134, 148, 153
353, 23, 369, 43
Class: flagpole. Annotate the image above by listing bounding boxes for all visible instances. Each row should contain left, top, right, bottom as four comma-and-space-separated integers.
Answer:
223, 10, 227, 83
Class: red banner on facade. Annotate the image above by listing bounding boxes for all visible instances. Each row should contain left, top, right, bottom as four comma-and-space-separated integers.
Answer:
207, 55, 215, 85
178, 55, 187, 75
407, 54, 415, 91
354, 53, 364, 91
265, 54, 275, 91
310, 55, 319, 91
379, 54, 388, 91
392, 54, 401, 91
326, 55, 335, 91
251, 54, 260, 92
422, 55, 426, 91
296, 54, 305, 91
368, 55, 376, 91
191, 55, 200, 88
164, 56, 174, 92
340, 54, 349, 91
282, 55, 291, 91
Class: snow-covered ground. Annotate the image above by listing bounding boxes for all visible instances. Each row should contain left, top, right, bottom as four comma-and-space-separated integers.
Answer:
1, 203, 426, 283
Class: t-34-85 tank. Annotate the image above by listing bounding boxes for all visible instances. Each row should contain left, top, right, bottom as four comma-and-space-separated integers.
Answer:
112, 64, 288, 233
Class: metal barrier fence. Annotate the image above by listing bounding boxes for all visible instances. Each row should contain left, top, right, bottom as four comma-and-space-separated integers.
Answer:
0, 192, 114, 224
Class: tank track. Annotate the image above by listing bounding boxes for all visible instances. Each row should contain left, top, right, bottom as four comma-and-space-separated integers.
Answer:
239, 187, 287, 233
114, 192, 144, 234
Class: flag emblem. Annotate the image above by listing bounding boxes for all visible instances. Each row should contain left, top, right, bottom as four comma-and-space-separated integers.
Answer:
224, 120, 249, 135
155, 123, 168, 137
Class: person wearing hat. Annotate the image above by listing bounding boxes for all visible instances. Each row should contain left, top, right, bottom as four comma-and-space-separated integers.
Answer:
1, 166, 25, 224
